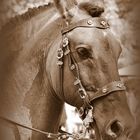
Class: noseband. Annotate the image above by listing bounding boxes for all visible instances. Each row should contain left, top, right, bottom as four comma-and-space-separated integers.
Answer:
57, 17, 126, 137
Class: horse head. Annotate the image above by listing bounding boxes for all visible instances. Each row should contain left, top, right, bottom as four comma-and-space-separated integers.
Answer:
50, 1, 134, 140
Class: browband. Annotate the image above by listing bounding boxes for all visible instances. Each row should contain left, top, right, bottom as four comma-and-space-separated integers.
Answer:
62, 17, 110, 34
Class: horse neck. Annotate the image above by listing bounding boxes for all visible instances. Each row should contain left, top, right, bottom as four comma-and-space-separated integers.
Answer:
42, 16, 67, 132
0, 5, 65, 139
25, 6, 65, 136
21, 7, 66, 138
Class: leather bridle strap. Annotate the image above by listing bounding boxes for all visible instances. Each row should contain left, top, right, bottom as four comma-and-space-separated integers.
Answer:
0, 116, 81, 140
78, 81, 126, 119
62, 17, 109, 34
89, 81, 126, 102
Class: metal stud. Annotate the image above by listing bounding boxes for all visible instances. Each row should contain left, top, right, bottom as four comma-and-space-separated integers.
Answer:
70, 64, 75, 70
117, 83, 123, 88
102, 88, 107, 93
63, 37, 69, 47
87, 19, 93, 25
101, 20, 106, 26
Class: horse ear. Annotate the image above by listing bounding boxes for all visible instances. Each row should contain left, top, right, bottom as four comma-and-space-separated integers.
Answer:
53, 0, 67, 18
53, 0, 77, 21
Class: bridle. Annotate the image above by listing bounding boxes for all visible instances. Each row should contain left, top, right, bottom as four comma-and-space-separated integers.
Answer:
56, 17, 126, 139
0, 17, 126, 140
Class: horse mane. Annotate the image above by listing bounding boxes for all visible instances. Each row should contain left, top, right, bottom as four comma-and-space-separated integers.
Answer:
0, 1, 62, 69
0, 2, 54, 33
0, 1, 62, 99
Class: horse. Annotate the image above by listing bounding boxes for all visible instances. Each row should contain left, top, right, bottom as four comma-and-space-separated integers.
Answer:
0, 0, 134, 140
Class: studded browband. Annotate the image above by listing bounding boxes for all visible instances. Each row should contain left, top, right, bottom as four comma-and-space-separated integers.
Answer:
62, 17, 110, 34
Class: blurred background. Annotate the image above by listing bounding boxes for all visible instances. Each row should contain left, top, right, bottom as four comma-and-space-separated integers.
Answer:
0, 0, 139, 139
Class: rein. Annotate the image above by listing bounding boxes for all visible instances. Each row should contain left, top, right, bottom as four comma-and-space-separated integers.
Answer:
0, 17, 126, 140
0, 116, 80, 140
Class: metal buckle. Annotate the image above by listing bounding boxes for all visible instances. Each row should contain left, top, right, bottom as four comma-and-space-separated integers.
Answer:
78, 88, 87, 99
70, 64, 76, 70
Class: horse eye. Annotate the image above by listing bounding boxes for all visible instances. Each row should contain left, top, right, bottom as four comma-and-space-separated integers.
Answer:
77, 47, 92, 59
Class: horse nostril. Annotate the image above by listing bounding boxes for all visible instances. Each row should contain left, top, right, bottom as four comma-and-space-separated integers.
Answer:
111, 121, 123, 135
106, 120, 124, 138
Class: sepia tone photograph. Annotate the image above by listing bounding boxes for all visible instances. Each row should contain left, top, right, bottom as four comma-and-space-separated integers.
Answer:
0, 0, 140, 140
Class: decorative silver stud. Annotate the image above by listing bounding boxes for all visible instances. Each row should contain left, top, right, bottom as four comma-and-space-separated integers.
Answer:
87, 19, 93, 25
57, 48, 63, 59
117, 83, 123, 88
63, 37, 69, 47
70, 64, 75, 70
101, 20, 106, 26
102, 88, 107, 93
